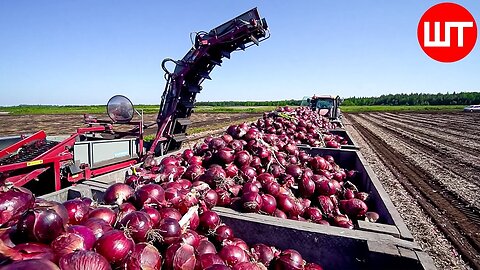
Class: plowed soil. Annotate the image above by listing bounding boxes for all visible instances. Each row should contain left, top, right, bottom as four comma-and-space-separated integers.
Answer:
0, 113, 262, 137
346, 112, 480, 269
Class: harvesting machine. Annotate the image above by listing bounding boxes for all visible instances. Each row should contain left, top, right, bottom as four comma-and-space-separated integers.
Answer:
302, 95, 344, 127
0, 8, 269, 194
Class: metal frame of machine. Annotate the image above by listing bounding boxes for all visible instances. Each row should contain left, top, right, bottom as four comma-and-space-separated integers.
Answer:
0, 8, 269, 193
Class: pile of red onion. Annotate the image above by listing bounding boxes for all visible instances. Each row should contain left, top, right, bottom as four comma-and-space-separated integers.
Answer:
134, 106, 377, 229
257, 106, 347, 148
0, 178, 324, 269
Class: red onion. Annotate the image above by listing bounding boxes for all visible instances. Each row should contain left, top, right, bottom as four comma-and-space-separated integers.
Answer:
219, 245, 248, 267
184, 164, 205, 181
241, 192, 263, 213
316, 196, 334, 219
66, 225, 96, 250
333, 215, 354, 229
263, 181, 280, 197
200, 166, 227, 187
119, 211, 153, 243
142, 205, 161, 227
81, 218, 112, 240
355, 192, 369, 202
197, 253, 226, 269
229, 140, 244, 152
161, 156, 180, 167
285, 164, 302, 179
158, 207, 182, 222
117, 202, 136, 221
189, 156, 204, 166
158, 217, 181, 245
183, 149, 195, 161
204, 189, 219, 209
240, 166, 257, 181
59, 250, 111, 270
199, 211, 220, 232
274, 249, 304, 270
132, 183, 165, 208
224, 163, 239, 178
340, 199, 368, 218
51, 232, 88, 259
260, 194, 277, 215
62, 199, 89, 225
1, 259, 60, 270
216, 147, 235, 164
251, 243, 275, 266
209, 137, 227, 150
298, 175, 315, 198
316, 180, 337, 196
222, 134, 234, 144
274, 209, 288, 219
103, 183, 134, 205
94, 230, 134, 265
126, 243, 162, 270
309, 157, 328, 172
196, 239, 217, 256
181, 229, 201, 248
0, 185, 34, 227
214, 225, 234, 243
216, 189, 232, 206
276, 194, 297, 216
234, 150, 252, 167
88, 207, 117, 226
34, 200, 69, 226
17, 207, 65, 243
303, 207, 323, 223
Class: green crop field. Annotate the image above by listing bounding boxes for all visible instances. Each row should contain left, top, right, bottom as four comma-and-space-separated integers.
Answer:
0, 104, 467, 115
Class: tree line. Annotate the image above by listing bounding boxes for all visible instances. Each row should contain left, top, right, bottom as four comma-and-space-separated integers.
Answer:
342, 92, 480, 106
194, 92, 480, 107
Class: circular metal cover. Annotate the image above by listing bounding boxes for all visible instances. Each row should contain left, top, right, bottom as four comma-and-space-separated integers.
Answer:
106, 95, 134, 123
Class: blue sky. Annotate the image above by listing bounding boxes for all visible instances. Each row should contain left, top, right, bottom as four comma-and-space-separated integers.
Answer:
0, 1, 479, 106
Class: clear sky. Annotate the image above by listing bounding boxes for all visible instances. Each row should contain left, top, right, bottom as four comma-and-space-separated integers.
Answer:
0, 1, 479, 106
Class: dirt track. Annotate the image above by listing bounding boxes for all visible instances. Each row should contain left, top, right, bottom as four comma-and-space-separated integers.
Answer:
347, 112, 480, 269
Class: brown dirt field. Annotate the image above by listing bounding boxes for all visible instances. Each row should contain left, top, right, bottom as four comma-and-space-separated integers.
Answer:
346, 112, 480, 269
0, 113, 262, 137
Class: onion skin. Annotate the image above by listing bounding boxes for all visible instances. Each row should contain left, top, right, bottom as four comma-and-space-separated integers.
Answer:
173, 243, 196, 270
126, 243, 162, 270
0, 258, 60, 270
103, 183, 134, 206
51, 232, 88, 259
12, 242, 55, 262
0, 185, 34, 227
59, 250, 112, 270
66, 225, 96, 250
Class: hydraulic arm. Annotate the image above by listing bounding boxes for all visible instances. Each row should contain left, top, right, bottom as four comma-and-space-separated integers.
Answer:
149, 8, 269, 156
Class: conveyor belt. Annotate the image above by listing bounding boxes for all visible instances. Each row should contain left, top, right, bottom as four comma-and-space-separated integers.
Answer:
0, 139, 59, 165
